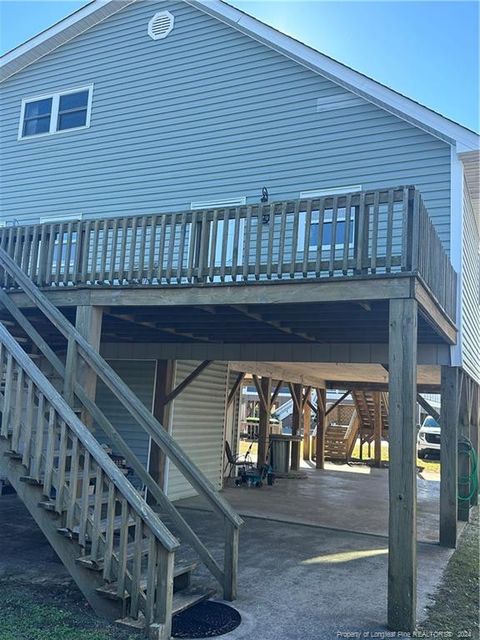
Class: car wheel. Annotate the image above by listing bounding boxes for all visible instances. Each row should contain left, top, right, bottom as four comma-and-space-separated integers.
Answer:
418, 450, 425, 459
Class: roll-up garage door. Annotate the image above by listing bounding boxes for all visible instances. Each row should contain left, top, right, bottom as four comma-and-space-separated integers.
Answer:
166, 361, 228, 501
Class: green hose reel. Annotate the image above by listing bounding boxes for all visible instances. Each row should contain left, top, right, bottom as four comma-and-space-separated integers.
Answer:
458, 436, 478, 502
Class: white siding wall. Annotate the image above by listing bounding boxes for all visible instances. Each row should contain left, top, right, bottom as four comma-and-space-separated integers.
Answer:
167, 360, 228, 501
461, 182, 480, 384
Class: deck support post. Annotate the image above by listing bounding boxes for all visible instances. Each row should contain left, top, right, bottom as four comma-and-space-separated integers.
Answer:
373, 391, 382, 467
290, 383, 303, 471
65, 305, 103, 428
150, 360, 176, 492
387, 298, 417, 633
315, 388, 326, 470
440, 366, 461, 547
257, 377, 272, 468
471, 383, 479, 507
303, 388, 312, 461
458, 373, 471, 522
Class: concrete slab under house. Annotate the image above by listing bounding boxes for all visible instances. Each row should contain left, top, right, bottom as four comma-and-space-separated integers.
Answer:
0, 0, 478, 638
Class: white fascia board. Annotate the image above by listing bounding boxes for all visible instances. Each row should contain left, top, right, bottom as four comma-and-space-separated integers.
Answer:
187, 0, 479, 152
0, 0, 136, 81
1, 0, 107, 66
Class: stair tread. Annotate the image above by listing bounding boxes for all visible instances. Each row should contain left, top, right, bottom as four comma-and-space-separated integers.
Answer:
79, 539, 197, 575
96, 562, 201, 600
114, 587, 216, 629
59, 514, 135, 537
172, 586, 216, 616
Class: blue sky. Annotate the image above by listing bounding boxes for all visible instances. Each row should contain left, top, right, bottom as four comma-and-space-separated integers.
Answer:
1, 0, 478, 132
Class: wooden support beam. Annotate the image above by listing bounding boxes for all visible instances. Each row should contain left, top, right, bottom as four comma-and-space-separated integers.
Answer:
315, 388, 326, 470
287, 382, 301, 413
387, 298, 417, 633
66, 306, 103, 428
471, 383, 479, 507
303, 388, 312, 461
325, 390, 351, 417
270, 380, 283, 406
416, 394, 440, 423
163, 360, 212, 405
227, 372, 245, 408
373, 391, 382, 467
302, 386, 312, 409
252, 375, 268, 412
231, 304, 319, 342
458, 374, 471, 522
290, 383, 303, 471
107, 311, 212, 343
258, 377, 272, 468
150, 360, 175, 492
440, 366, 461, 547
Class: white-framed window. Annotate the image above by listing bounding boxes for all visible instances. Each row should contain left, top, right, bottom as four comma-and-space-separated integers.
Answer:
308, 207, 356, 251
18, 85, 93, 140
298, 206, 356, 252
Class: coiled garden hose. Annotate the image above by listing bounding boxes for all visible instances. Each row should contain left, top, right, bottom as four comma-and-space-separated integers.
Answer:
458, 436, 478, 502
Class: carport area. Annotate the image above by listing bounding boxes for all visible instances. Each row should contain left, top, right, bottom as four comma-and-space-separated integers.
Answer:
173, 465, 463, 638
177, 466, 444, 543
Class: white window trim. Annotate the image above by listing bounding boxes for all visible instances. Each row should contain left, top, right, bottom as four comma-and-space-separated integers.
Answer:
300, 185, 362, 198
40, 213, 83, 224
18, 84, 94, 141
191, 196, 247, 209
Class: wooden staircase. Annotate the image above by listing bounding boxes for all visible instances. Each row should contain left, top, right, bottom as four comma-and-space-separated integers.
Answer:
0, 247, 242, 639
324, 410, 360, 461
352, 390, 389, 450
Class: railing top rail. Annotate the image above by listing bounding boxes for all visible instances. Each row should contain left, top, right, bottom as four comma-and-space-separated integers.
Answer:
0, 320, 179, 552
0, 247, 243, 529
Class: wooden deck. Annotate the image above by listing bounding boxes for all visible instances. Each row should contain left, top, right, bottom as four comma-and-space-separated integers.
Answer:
0, 186, 457, 324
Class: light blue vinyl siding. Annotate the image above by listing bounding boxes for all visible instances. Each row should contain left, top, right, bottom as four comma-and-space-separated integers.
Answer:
94, 359, 155, 487
0, 0, 451, 248
461, 183, 480, 384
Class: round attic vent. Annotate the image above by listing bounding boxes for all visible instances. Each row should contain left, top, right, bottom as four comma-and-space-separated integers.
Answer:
148, 11, 174, 40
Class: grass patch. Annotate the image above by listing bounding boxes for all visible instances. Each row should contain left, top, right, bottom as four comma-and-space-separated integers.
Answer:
419, 510, 479, 638
0, 580, 136, 640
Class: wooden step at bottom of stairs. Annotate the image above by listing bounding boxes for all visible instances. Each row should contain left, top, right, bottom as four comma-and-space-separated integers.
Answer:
114, 585, 217, 632
95, 560, 199, 598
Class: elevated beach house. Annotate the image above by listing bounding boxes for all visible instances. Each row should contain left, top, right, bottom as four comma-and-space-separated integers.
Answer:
0, 0, 479, 637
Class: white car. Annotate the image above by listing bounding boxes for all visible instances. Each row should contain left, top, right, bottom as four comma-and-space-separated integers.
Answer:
417, 415, 441, 459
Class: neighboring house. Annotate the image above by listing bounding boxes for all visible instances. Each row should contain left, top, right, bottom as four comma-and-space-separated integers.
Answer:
0, 1, 478, 638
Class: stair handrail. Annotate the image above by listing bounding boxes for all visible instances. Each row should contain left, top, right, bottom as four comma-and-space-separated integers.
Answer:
0, 247, 242, 529
0, 321, 179, 553
0, 286, 226, 586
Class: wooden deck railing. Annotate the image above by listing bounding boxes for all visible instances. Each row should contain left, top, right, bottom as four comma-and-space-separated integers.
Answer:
0, 186, 457, 321
0, 322, 179, 632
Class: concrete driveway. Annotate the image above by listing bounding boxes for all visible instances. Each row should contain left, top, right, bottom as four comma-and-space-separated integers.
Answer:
0, 464, 456, 640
